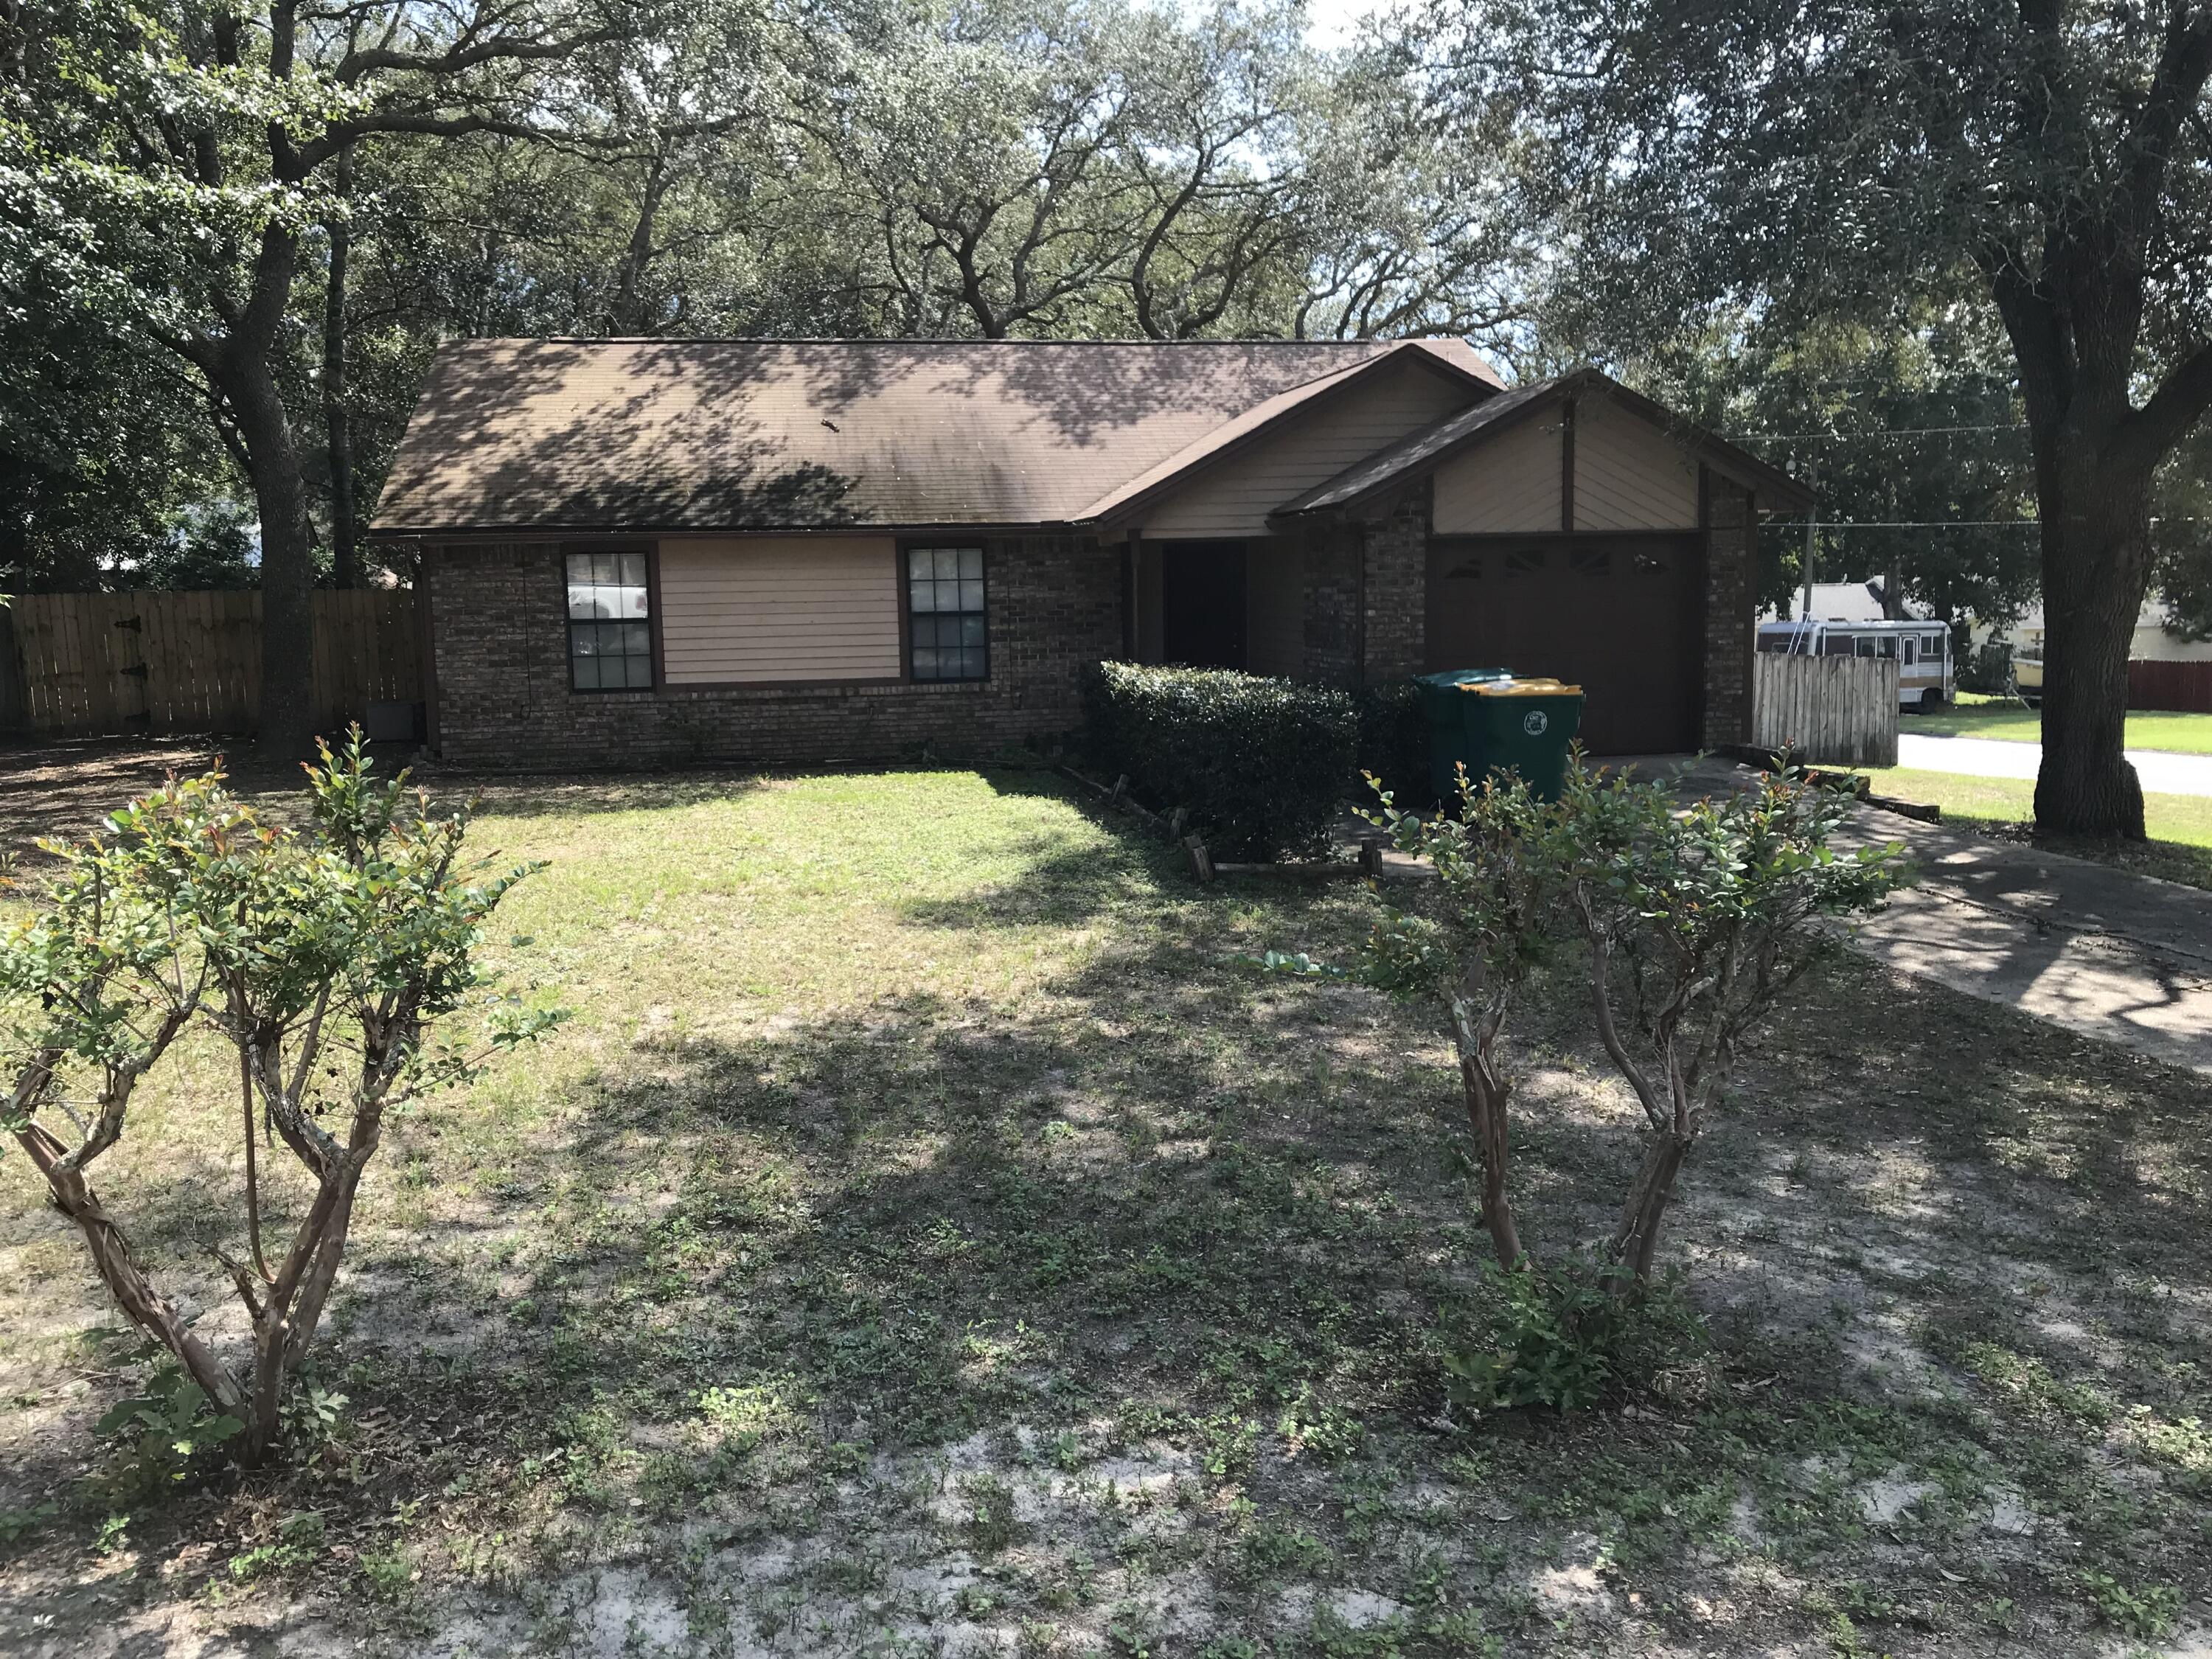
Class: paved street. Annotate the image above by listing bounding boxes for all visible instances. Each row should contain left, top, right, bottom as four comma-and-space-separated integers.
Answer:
1896, 731, 2212, 796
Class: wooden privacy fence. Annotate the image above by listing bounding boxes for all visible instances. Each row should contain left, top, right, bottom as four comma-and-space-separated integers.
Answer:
0, 590, 420, 738
1752, 653, 1899, 768
2129, 658, 2212, 714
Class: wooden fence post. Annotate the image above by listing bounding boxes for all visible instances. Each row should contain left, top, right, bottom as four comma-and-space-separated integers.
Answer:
0, 605, 26, 734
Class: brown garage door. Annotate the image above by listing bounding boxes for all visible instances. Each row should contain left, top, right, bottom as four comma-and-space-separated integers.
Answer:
1425, 534, 1705, 755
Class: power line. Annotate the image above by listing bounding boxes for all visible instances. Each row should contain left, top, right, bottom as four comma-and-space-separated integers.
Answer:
1770, 519, 2036, 529
1766, 516, 2206, 529
1727, 423, 2031, 442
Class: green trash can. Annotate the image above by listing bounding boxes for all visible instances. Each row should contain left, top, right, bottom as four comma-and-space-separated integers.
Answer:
1471, 680, 1585, 801
1414, 668, 1511, 803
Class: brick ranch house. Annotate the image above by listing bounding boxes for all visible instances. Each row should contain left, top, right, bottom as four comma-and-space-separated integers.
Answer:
372, 338, 1811, 768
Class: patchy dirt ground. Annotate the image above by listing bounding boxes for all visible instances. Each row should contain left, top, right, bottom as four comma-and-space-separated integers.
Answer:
0, 758, 2205, 1657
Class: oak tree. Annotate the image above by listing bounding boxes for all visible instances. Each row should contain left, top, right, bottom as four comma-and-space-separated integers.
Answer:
1451, 0, 2212, 835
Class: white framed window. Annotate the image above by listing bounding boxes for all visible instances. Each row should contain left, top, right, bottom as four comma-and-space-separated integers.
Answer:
566, 551, 653, 691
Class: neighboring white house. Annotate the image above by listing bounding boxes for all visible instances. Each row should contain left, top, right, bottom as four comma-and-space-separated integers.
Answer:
2005, 600, 2212, 664
1761, 581, 1922, 624
1766, 581, 2211, 662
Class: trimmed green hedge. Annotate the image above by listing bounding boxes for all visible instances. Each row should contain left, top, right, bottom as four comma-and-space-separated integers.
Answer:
1081, 663, 1357, 860
1355, 678, 1431, 808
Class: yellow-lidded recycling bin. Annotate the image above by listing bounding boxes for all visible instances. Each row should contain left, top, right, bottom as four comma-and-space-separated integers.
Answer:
1471, 679, 1584, 800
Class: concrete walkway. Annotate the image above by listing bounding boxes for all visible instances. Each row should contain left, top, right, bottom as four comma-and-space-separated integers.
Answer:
1896, 731, 2212, 796
1677, 758, 2212, 1075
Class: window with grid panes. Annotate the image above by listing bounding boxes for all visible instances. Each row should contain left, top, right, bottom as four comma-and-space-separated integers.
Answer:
566, 552, 653, 690
906, 546, 987, 681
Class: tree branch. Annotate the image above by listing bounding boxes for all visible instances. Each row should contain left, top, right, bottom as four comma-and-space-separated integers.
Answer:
2115, 338, 2212, 478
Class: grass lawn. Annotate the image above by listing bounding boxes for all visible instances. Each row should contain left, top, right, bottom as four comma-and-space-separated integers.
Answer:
1857, 765, 2212, 891
2, 763, 2208, 1656
1910, 695, 2212, 753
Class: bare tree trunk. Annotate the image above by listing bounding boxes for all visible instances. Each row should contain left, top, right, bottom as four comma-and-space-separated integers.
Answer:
220, 346, 318, 760
1458, 1051, 1522, 1270
15, 1124, 248, 1418
322, 145, 358, 591
235, 1166, 346, 1464
176, 223, 320, 760
2034, 465, 2153, 838
611, 153, 667, 335
1610, 1132, 1691, 1286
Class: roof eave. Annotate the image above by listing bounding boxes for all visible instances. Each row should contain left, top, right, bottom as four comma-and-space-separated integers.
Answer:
369, 517, 1091, 540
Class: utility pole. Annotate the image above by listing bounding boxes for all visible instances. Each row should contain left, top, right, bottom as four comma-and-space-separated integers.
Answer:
1795, 454, 1819, 652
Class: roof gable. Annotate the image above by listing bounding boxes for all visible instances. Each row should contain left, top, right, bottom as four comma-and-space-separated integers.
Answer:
1276, 370, 1815, 518
1076, 340, 1495, 528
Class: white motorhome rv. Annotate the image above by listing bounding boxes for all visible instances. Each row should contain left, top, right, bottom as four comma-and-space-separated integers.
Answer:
1756, 619, 1954, 712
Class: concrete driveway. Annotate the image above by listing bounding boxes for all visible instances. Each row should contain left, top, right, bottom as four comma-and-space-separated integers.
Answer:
1663, 757, 2212, 1076
1646, 757, 2212, 1074
1840, 812, 2212, 1077
1896, 731, 2212, 795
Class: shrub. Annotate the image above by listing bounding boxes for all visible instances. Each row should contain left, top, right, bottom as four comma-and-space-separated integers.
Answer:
1276, 754, 1902, 1300
92, 1365, 243, 1495
1081, 661, 1357, 859
1958, 636, 2016, 696
1354, 678, 1431, 807
1, 731, 561, 1467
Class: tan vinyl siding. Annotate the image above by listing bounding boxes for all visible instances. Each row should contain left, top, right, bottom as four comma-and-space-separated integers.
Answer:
658, 536, 900, 684
1432, 412, 1562, 533
1141, 362, 1475, 538
1573, 397, 1700, 530
1246, 538, 1306, 677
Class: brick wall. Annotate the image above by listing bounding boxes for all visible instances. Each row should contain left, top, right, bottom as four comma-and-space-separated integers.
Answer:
1702, 480, 1757, 746
1360, 481, 1429, 681
1298, 521, 1363, 686
427, 534, 1120, 768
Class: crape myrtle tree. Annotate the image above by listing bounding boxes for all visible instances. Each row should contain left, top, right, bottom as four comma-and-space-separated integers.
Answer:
1356, 772, 1556, 1272
1290, 759, 1898, 1290
1, 0, 628, 756
0, 736, 556, 1463
1549, 765, 1899, 1281
1444, 0, 2212, 838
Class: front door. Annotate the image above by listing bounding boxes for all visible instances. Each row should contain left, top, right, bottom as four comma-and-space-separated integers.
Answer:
1161, 540, 1247, 669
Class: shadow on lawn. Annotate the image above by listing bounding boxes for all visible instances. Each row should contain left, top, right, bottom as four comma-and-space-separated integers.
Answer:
451, 760, 1074, 824
462, 939, 1456, 1441
8, 787, 2212, 1654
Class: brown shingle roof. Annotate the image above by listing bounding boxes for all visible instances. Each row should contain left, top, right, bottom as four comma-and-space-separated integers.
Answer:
372, 338, 1502, 535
